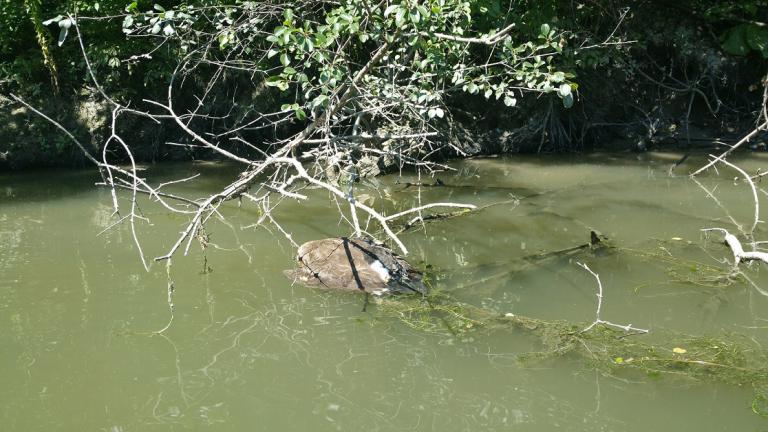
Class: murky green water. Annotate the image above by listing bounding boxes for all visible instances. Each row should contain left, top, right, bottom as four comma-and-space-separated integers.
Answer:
2, 153, 768, 431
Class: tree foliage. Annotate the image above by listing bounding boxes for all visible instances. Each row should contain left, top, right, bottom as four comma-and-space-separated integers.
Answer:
2, 1, 768, 168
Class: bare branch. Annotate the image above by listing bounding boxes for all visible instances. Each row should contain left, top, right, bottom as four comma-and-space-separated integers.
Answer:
701, 228, 768, 266
578, 262, 649, 334
418, 22, 516, 45
690, 122, 768, 176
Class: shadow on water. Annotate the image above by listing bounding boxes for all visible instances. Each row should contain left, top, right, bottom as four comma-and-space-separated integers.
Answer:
0, 160, 247, 205
0, 168, 100, 203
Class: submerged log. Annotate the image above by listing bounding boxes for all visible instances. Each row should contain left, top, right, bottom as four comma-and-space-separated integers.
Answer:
283, 237, 426, 295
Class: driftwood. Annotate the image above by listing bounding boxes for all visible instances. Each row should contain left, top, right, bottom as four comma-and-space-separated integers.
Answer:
448, 230, 611, 293
702, 228, 768, 266
520, 230, 608, 263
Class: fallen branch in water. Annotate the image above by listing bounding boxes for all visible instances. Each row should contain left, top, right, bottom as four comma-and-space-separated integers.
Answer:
701, 228, 768, 266
720, 158, 760, 236
691, 72, 768, 176
12, 25, 476, 263
577, 262, 649, 334
394, 198, 521, 235
376, 290, 768, 399
690, 121, 768, 177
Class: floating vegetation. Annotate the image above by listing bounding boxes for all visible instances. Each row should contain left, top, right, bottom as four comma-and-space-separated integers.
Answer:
366, 228, 768, 415
375, 282, 768, 417
621, 239, 742, 288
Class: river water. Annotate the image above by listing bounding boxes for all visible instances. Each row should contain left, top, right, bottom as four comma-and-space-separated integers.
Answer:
2, 153, 768, 431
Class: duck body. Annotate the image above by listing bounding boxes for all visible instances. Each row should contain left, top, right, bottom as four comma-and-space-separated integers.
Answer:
283, 237, 425, 296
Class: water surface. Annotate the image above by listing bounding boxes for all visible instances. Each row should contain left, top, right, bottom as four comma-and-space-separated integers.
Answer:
2, 153, 768, 431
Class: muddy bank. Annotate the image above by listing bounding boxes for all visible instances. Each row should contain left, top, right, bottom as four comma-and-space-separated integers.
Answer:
0, 90, 204, 170
3, 91, 762, 172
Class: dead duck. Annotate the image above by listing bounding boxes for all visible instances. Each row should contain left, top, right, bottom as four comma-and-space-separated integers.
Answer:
283, 237, 426, 296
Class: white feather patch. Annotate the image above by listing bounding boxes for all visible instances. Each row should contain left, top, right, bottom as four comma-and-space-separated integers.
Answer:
369, 260, 391, 282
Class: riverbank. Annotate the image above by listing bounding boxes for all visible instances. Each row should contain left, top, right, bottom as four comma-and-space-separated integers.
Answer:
2, 87, 764, 172
2, 1, 766, 171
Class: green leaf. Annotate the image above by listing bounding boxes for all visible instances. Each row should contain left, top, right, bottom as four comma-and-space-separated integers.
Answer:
267, 49, 279, 58
558, 83, 572, 97
42, 15, 63, 26
395, 9, 406, 26
721, 24, 750, 56
562, 93, 574, 108
746, 24, 768, 58
153, 4, 165, 12
265, 76, 285, 87
503, 96, 516, 107
416, 5, 429, 19
311, 94, 329, 108
540, 23, 550, 38
295, 108, 307, 120
280, 53, 291, 66
410, 8, 420, 24
384, 5, 399, 17
57, 27, 68, 46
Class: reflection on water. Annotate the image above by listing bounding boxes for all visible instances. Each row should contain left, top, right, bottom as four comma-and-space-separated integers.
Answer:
1, 154, 768, 431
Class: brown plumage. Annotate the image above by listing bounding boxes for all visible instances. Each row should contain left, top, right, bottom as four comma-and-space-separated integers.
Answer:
283, 237, 425, 295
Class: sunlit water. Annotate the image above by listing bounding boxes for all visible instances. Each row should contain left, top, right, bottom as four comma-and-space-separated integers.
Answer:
2, 152, 768, 431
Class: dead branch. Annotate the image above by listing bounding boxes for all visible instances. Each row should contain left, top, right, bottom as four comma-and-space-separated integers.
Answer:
690, 122, 768, 176
418, 22, 516, 45
578, 262, 649, 334
701, 228, 768, 266
15, 5, 485, 270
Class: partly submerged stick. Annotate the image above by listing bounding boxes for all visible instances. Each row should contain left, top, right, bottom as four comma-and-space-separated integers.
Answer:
690, 121, 768, 176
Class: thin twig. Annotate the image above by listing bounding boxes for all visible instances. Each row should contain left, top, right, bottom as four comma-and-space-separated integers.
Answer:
577, 262, 649, 334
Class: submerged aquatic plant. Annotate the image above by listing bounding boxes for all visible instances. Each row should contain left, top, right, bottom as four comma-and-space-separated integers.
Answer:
373, 246, 768, 418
